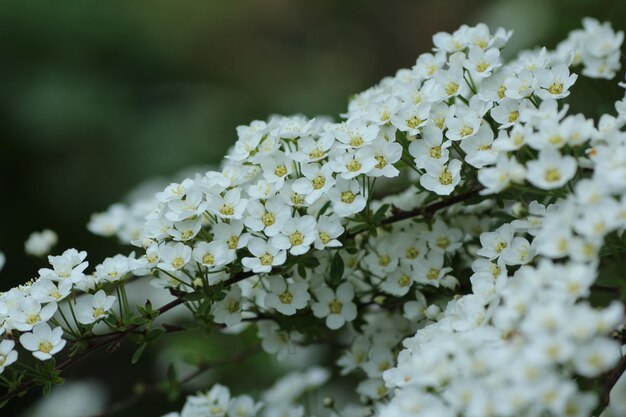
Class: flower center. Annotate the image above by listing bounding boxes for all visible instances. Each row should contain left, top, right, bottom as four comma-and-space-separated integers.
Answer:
312, 175, 326, 190
405, 247, 419, 259
26, 314, 40, 325
93, 307, 105, 317
289, 231, 305, 246
329, 299, 343, 314
460, 126, 474, 137
341, 191, 356, 204
407, 116, 422, 129
446, 82, 459, 96
426, 268, 440, 280
398, 274, 411, 287
439, 168, 453, 185
310, 148, 325, 159
319, 232, 331, 244
227, 236, 239, 250
279, 291, 293, 304
548, 82, 563, 95
378, 255, 391, 266
347, 160, 362, 172
39, 342, 53, 354
508, 111, 519, 123
262, 212, 276, 227
476, 62, 489, 73
260, 253, 274, 266
436, 237, 451, 249
172, 257, 185, 269
430, 146, 442, 159
350, 136, 364, 147
219, 204, 234, 216
202, 254, 215, 265
544, 168, 561, 183
374, 155, 387, 169
274, 165, 288, 177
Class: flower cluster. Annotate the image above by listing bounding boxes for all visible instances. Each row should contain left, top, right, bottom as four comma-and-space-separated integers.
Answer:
2, 17, 626, 417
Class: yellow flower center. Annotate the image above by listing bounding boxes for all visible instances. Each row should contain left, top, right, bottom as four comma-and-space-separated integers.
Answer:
93, 307, 105, 317
476, 62, 489, 73
262, 212, 276, 227
460, 126, 474, 137
260, 253, 274, 266
430, 146, 442, 159
227, 236, 239, 250
310, 148, 325, 159
219, 204, 234, 216
289, 231, 305, 246
478, 144, 491, 151
426, 268, 440, 281
39, 342, 53, 354
350, 136, 364, 147
26, 314, 40, 325
319, 232, 331, 244
398, 274, 411, 287
374, 155, 387, 169
436, 237, 451, 249
279, 291, 293, 304
341, 191, 356, 204
312, 175, 326, 190
495, 241, 508, 253
544, 168, 561, 183
347, 160, 362, 172
407, 116, 422, 129
508, 111, 519, 123
406, 247, 419, 259
172, 257, 185, 269
202, 254, 215, 265
291, 193, 305, 205
228, 299, 240, 313
548, 82, 563, 95
274, 165, 288, 177
498, 85, 506, 99
329, 299, 343, 314
446, 82, 459, 96
439, 168, 453, 185
378, 255, 391, 266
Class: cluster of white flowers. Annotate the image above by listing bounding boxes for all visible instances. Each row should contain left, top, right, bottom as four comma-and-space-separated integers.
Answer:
2, 17, 626, 417
24, 229, 58, 257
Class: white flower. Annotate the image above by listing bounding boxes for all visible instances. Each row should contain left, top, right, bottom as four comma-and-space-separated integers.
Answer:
244, 197, 291, 237
95, 254, 133, 282
311, 283, 357, 330
464, 46, 501, 78
157, 242, 192, 272
381, 265, 415, 296
264, 276, 310, 316
270, 215, 317, 256
228, 395, 263, 417
419, 159, 462, 195
368, 139, 403, 178
38, 248, 88, 284
291, 163, 335, 204
212, 220, 250, 253
0, 340, 18, 373
25, 229, 58, 257
11, 298, 57, 332
209, 189, 247, 220
477, 224, 515, 260
327, 179, 366, 217
257, 321, 301, 361
242, 238, 286, 273
536, 64, 577, 99
76, 290, 116, 324
212, 286, 243, 327
391, 102, 431, 135
330, 147, 377, 180
192, 241, 234, 269
526, 149, 577, 190
19, 322, 66, 361
409, 124, 451, 169
477, 153, 526, 194
314, 216, 344, 250
181, 384, 231, 417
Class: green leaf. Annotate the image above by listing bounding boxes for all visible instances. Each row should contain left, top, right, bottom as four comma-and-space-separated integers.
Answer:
371, 204, 390, 223
329, 252, 344, 284
183, 291, 206, 302
42, 383, 52, 397
131, 343, 147, 364
167, 363, 178, 384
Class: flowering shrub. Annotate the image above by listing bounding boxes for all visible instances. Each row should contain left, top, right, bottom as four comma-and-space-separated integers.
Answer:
2, 17, 626, 417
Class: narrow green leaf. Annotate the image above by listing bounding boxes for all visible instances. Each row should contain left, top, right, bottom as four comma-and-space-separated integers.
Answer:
131, 343, 147, 364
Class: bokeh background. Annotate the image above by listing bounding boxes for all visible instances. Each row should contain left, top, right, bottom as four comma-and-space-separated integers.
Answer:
1, 0, 625, 415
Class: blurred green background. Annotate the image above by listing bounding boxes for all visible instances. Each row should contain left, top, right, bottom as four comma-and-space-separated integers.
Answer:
1, 0, 624, 415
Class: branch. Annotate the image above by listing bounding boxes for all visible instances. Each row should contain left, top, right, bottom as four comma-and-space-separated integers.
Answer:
1, 186, 480, 404
602, 354, 626, 407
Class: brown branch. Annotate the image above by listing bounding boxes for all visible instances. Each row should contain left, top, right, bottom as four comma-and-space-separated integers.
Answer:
602, 354, 626, 407
91, 343, 262, 417
0, 186, 480, 405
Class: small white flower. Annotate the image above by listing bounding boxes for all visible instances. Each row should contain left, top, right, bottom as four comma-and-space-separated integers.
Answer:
526, 149, 577, 190
311, 283, 357, 330
24, 229, 58, 257
264, 276, 310, 316
327, 179, 366, 217
270, 215, 317, 256
242, 238, 286, 273
419, 159, 462, 195
19, 322, 66, 361
157, 242, 192, 272
212, 286, 243, 327
76, 290, 116, 324
192, 241, 235, 269
0, 340, 18, 373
